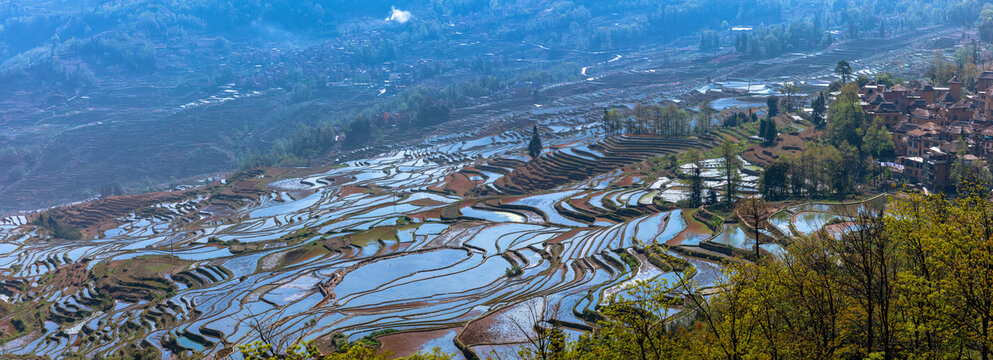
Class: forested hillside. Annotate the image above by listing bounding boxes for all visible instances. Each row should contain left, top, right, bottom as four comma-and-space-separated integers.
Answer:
0, 0, 987, 211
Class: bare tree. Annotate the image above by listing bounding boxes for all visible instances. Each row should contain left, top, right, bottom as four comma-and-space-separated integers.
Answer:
240, 307, 312, 356
736, 196, 770, 259
511, 297, 566, 360
678, 265, 759, 360
779, 82, 800, 112
833, 209, 896, 359
700, 100, 716, 133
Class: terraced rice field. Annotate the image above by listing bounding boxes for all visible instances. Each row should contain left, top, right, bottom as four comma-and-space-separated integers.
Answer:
0, 111, 885, 358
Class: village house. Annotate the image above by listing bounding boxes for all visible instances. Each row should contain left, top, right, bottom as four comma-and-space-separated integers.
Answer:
856, 74, 989, 190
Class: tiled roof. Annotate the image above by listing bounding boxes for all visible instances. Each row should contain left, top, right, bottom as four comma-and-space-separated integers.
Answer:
948, 100, 972, 110
894, 121, 919, 133
947, 126, 973, 135
911, 108, 932, 118
939, 141, 964, 153
873, 102, 899, 113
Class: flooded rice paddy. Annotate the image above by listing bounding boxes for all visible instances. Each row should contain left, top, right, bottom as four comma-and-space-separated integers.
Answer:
0, 110, 887, 358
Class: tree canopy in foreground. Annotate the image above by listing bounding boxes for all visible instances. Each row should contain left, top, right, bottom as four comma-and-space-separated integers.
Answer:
243, 187, 993, 360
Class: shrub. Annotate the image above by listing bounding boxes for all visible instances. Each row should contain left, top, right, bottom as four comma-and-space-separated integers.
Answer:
11, 318, 26, 332
505, 264, 523, 278
617, 251, 639, 268
238, 341, 455, 360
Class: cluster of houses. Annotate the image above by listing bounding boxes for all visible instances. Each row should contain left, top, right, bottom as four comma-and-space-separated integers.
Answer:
856, 72, 993, 190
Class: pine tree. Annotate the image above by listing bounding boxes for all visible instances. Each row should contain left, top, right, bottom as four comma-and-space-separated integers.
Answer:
687, 151, 704, 207
835, 60, 853, 84
811, 92, 826, 128
764, 119, 778, 144
690, 166, 704, 207
717, 140, 741, 206
766, 97, 779, 118
528, 125, 542, 160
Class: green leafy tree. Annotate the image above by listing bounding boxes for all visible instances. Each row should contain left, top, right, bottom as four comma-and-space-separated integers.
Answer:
888, 190, 993, 360
928, 59, 952, 86
699, 30, 720, 51
570, 275, 684, 359
602, 109, 624, 136
759, 158, 789, 200
950, 144, 993, 196
855, 75, 871, 88
980, 8, 993, 42
238, 341, 454, 360
861, 118, 895, 160
826, 84, 868, 148
875, 72, 901, 87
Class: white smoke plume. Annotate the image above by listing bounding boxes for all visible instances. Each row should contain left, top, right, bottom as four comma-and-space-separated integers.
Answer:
387, 6, 412, 23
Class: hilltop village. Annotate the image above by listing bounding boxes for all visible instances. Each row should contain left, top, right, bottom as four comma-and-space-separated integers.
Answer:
862, 71, 993, 189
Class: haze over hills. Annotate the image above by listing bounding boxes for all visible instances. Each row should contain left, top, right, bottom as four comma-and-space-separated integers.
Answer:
0, 0, 974, 212
5, 1, 993, 360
